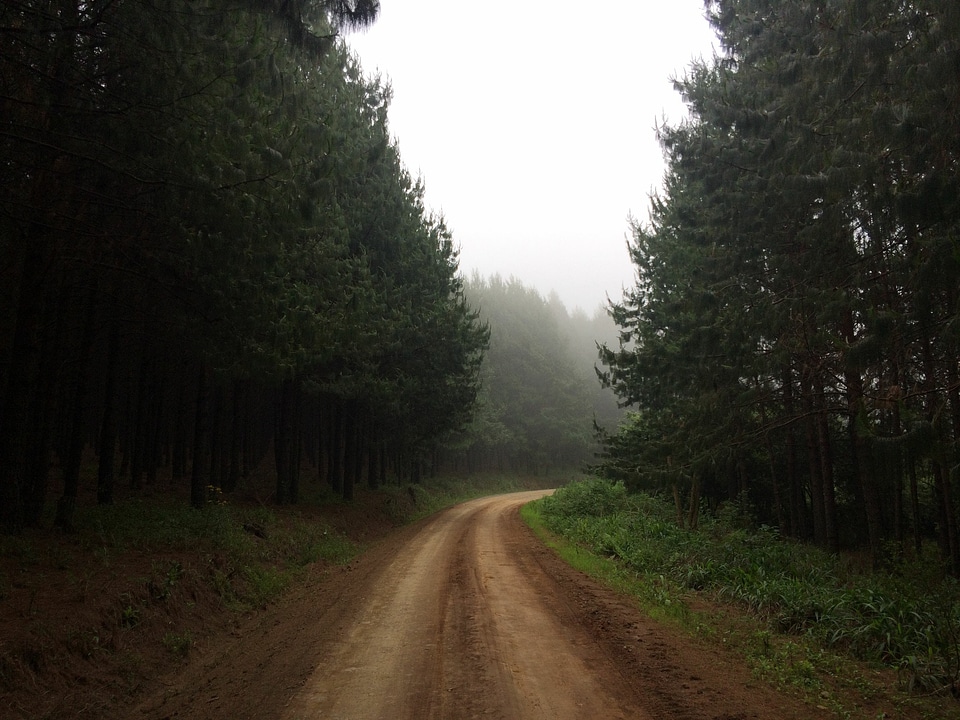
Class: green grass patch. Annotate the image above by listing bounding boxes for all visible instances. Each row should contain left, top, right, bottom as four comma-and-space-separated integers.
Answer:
48, 472, 554, 616
525, 477, 960, 718
521, 500, 692, 626
70, 496, 358, 611
241, 565, 291, 608
162, 630, 193, 659
57, 470, 559, 611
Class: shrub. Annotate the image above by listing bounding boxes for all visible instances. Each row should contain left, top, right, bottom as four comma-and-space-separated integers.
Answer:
539, 478, 627, 520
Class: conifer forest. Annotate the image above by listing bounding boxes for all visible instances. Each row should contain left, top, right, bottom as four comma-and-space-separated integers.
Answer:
1, 0, 626, 535
598, 1, 960, 572
3, 0, 960, 584
0, 0, 491, 529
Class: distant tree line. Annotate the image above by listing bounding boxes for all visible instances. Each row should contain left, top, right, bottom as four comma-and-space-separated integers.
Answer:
0, 0, 487, 530
441, 276, 622, 476
599, 0, 960, 571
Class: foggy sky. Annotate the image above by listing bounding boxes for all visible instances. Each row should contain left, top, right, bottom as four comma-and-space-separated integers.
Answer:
347, 1, 718, 313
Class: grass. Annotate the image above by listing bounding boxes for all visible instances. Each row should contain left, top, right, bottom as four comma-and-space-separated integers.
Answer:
521, 499, 693, 627
0, 470, 571, 720
162, 630, 193, 658
524, 477, 960, 719
59, 494, 363, 614
11, 471, 553, 616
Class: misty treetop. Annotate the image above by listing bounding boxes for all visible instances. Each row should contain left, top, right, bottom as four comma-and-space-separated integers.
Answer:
599, 0, 960, 571
0, 0, 486, 529
440, 275, 623, 476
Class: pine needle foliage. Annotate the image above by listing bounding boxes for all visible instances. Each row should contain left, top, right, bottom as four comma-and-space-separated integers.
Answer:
0, 0, 486, 526
599, 0, 960, 571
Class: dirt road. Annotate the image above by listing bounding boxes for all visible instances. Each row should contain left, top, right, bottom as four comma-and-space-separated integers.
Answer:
139, 491, 823, 720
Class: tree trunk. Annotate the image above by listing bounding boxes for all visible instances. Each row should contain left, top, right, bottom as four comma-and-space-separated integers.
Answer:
274, 378, 295, 505
330, 403, 344, 496
129, 337, 151, 490
921, 342, 958, 573
672, 483, 685, 529
0, 246, 47, 531
97, 313, 120, 505
56, 284, 98, 532
801, 377, 826, 548
146, 374, 165, 485
367, 438, 380, 491
0, 0, 79, 531
379, 446, 387, 488
316, 397, 329, 486
22, 281, 64, 528
841, 307, 884, 564
908, 456, 922, 556
933, 457, 959, 575
687, 476, 701, 530
849, 422, 884, 566
781, 365, 803, 538
814, 385, 839, 553
290, 385, 302, 505
190, 363, 209, 509
765, 432, 787, 531
225, 379, 242, 493
209, 384, 223, 491
891, 401, 905, 555
354, 412, 366, 491
343, 403, 357, 502
171, 370, 188, 482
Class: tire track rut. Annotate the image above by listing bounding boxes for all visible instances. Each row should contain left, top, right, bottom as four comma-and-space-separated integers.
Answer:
139, 490, 825, 720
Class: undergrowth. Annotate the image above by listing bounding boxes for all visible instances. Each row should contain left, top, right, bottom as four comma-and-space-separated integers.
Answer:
530, 477, 960, 713
0, 472, 555, 615
0, 471, 566, 719
64, 497, 359, 611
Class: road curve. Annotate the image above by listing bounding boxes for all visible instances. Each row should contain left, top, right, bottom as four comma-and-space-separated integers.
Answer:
138, 490, 824, 720
282, 490, 646, 720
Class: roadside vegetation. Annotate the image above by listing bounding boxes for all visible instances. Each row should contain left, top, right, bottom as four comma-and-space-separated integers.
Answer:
597, 0, 960, 577
0, 472, 551, 719
525, 478, 960, 719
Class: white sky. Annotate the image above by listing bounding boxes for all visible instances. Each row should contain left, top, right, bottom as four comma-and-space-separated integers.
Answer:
346, 2, 718, 314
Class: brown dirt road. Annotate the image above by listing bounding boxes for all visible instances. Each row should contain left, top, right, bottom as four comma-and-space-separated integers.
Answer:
137, 490, 826, 720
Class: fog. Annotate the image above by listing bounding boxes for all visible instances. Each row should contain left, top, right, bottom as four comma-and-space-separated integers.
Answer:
348, 1, 718, 312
